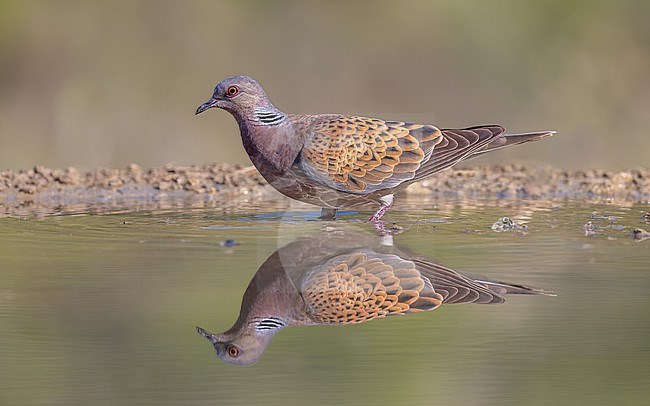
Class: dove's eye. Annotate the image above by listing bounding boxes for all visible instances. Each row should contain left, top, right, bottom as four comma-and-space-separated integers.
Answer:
226, 345, 240, 358
226, 86, 239, 97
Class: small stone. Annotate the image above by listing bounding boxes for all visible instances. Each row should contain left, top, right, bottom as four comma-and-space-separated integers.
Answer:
108, 178, 123, 188
157, 181, 173, 191
388, 223, 404, 234
632, 228, 650, 242
127, 163, 142, 174
219, 239, 239, 248
491, 217, 525, 232
582, 221, 599, 236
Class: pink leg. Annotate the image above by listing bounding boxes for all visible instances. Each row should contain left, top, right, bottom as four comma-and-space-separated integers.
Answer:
369, 195, 395, 222
369, 203, 392, 222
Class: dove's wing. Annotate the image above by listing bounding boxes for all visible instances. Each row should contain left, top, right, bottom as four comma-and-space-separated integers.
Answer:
298, 116, 441, 194
298, 116, 508, 193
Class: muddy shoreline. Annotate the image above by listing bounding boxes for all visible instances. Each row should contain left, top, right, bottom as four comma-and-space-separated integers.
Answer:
1, 163, 648, 217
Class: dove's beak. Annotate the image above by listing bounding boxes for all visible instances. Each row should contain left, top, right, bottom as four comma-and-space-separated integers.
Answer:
195, 97, 218, 115
196, 326, 213, 340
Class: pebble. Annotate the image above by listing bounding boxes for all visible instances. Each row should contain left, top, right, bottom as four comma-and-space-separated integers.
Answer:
1, 163, 649, 217
632, 228, 650, 242
491, 217, 527, 232
219, 239, 239, 248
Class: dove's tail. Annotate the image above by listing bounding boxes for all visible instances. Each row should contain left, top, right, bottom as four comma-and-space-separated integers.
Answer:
473, 276, 556, 297
472, 130, 556, 157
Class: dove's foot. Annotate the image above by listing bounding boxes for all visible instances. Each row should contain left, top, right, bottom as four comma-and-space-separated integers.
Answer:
319, 208, 337, 221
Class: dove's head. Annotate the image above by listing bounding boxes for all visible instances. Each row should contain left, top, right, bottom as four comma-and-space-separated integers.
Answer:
196, 324, 278, 366
195, 75, 276, 117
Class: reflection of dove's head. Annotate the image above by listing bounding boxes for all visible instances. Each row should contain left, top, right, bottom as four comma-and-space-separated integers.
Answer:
196, 248, 298, 366
196, 321, 282, 366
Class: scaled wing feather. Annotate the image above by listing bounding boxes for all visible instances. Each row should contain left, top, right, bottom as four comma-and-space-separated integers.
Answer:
300, 116, 442, 193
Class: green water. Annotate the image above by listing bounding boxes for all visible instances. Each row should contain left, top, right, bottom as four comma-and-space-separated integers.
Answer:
1, 199, 649, 405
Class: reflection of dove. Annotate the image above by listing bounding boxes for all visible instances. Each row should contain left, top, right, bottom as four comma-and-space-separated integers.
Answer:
197, 231, 553, 366
196, 75, 554, 222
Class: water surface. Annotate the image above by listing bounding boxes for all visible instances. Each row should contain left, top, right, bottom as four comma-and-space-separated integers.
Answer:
0, 199, 648, 405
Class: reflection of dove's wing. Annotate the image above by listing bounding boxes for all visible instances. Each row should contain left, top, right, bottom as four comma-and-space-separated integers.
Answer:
412, 259, 507, 304
300, 250, 444, 324
412, 259, 554, 304
277, 231, 552, 309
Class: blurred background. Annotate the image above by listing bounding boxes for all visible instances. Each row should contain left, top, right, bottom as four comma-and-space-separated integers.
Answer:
1, 0, 649, 171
